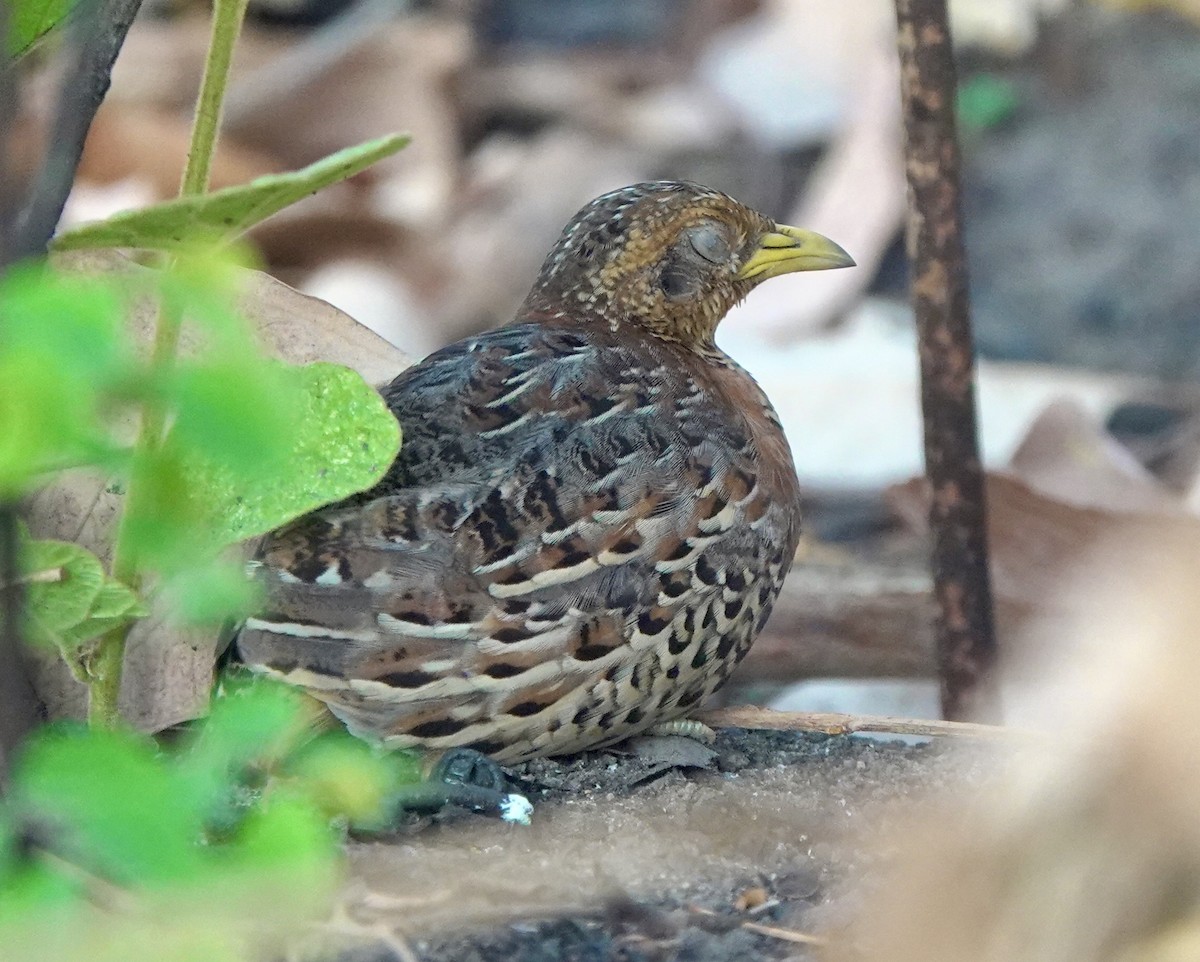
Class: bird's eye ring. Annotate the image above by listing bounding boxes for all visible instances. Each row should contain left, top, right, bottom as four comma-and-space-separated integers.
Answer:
687, 223, 731, 264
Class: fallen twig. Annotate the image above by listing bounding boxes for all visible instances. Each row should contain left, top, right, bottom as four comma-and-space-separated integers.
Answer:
687, 905, 828, 947
698, 706, 1030, 740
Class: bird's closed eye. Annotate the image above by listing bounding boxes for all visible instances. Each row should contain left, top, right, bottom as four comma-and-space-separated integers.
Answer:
686, 222, 732, 264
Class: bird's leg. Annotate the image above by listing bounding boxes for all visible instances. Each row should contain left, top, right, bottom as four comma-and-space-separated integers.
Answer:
390, 748, 533, 824
646, 719, 717, 744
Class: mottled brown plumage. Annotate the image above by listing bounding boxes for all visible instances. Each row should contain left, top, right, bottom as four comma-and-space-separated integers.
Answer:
235, 182, 853, 762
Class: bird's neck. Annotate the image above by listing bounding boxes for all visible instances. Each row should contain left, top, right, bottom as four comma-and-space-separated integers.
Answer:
519, 291, 723, 354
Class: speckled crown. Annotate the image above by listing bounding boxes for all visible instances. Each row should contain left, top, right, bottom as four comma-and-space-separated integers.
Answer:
540, 181, 734, 279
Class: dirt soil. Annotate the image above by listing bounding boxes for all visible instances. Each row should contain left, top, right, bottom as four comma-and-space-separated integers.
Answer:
316, 727, 1001, 962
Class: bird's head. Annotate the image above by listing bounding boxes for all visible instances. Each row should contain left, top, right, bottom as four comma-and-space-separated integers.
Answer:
523, 181, 855, 347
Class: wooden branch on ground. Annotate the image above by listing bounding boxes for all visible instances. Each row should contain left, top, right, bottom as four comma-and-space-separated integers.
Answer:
699, 706, 1029, 740
737, 560, 937, 681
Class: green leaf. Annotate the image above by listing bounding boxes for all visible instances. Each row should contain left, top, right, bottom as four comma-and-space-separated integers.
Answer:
0, 353, 83, 494
169, 358, 297, 478
59, 580, 148, 647
189, 362, 400, 546
13, 727, 209, 886
164, 559, 261, 626
19, 537, 145, 675
21, 539, 106, 648
177, 680, 311, 824
0, 266, 134, 492
116, 446, 204, 573
0, 809, 82, 923
285, 735, 413, 827
189, 680, 308, 774
0, 264, 128, 383
53, 134, 410, 252
7, 0, 75, 58
0, 860, 81, 929
153, 245, 263, 350
222, 793, 337, 887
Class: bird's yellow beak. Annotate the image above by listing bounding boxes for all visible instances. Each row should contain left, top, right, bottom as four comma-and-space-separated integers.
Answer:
737, 225, 856, 281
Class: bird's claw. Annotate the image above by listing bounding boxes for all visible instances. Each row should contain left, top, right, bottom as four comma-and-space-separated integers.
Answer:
392, 749, 533, 824
432, 747, 508, 793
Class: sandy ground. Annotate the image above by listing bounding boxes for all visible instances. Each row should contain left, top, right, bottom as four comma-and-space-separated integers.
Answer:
309, 727, 1002, 962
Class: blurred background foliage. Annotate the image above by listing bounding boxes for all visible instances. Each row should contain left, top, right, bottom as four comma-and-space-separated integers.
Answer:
3, 2, 412, 957
0, 680, 417, 962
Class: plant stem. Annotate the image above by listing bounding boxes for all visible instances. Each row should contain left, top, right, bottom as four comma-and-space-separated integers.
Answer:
180, 0, 251, 198
87, 0, 250, 727
86, 624, 127, 727
12, 0, 145, 261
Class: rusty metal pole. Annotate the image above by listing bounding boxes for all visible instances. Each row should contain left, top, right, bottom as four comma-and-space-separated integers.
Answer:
894, 0, 999, 721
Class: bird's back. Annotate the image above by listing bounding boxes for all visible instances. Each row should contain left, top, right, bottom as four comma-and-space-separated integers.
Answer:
236, 319, 802, 761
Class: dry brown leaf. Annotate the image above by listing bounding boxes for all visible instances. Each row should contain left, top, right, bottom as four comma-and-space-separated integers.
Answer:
888, 469, 1186, 649
249, 204, 409, 282
108, 12, 468, 232
25, 250, 412, 730
887, 396, 1191, 640
1008, 398, 1180, 513
460, 50, 664, 133
224, 16, 471, 229
106, 13, 232, 114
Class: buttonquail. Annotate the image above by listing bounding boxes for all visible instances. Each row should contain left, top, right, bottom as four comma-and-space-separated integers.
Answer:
236, 182, 854, 762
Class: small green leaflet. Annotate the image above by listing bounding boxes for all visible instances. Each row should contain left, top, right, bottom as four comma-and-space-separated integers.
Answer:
20, 537, 146, 659
7, 0, 74, 59
53, 134, 410, 252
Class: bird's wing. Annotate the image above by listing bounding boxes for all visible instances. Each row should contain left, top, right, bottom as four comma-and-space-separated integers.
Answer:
235, 323, 786, 748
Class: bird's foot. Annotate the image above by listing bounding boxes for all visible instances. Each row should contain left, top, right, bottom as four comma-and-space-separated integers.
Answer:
392, 748, 533, 824
646, 719, 717, 744
431, 747, 507, 792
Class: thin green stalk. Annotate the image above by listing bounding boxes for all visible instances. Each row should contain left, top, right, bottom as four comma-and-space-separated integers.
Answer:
86, 298, 181, 727
86, 0, 249, 727
86, 623, 127, 726
180, 0, 251, 198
